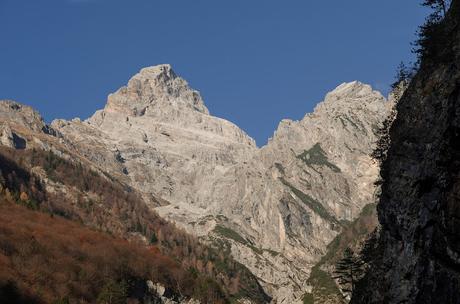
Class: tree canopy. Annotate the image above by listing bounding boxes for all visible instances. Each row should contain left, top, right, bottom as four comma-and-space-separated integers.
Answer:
333, 248, 365, 297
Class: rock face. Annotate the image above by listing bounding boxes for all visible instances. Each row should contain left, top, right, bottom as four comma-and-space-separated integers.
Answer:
52, 64, 256, 206
48, 65, 390, 303
352, 2, 460, 303
0, 100, 48, 133
0, 100, 53, 149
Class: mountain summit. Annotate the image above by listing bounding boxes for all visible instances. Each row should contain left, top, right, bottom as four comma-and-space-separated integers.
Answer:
102, 64, 209, 117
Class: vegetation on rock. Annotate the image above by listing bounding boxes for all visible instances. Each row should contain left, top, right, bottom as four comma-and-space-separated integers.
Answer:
332, 248, 365, 297
297, 143, 341, 173
303, 204, 378, 304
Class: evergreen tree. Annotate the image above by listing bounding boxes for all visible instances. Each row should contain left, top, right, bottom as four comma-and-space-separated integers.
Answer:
96, 280, 128, 304
371, 104, 397, 166
359, 229, 380, 265
422, 0, 449, 17
150, 231, 158, 244
333, 248, 365, 297
414, 0, 452, 62
391, 62, 414, 90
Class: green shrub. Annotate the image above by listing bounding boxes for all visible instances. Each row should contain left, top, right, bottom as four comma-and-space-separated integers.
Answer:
150, 232, 158, 244
303, 292, 314, 304
97, 280, 128, 304
280, 178, 339, 225
214, 225, 248, 245
297, 143, 341, 173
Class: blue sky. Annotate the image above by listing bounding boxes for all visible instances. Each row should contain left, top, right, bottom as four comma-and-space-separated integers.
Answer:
0, 0, 428, 145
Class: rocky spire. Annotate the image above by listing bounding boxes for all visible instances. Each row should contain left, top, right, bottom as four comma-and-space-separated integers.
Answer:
103, 64, 209, 117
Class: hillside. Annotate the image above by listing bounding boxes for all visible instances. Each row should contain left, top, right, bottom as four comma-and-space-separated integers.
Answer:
302, 204, 378, 304
0, 199, 220, 303
0, 138, 269, 303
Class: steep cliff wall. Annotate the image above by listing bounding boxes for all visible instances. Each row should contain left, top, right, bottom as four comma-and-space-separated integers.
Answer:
352, 1, 460, 303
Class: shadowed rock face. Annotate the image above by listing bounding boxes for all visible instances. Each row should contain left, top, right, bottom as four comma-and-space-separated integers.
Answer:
352, 2, 460, 303
0, 65, 390, 302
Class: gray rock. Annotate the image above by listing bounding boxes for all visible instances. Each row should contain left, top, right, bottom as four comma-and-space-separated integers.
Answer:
51, 66, 390, 303
0, 100, 48, 133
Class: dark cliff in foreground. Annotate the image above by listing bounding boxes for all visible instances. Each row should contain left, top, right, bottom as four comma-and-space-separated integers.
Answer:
352, 1, 460, 303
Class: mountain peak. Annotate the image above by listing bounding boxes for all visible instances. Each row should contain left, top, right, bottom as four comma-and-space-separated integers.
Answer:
136, 64, 177, 81
325, 81, 383, 101
102, 64, 209, 117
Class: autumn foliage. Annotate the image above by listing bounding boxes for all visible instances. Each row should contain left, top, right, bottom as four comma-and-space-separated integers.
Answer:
0, 200, 226, 303
0, 146, 269, 303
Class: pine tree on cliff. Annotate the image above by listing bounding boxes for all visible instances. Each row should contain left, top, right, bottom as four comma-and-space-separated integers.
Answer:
391, 62, 414, 90
333, 248, 365, 297
422, 0, 449, 16
415, 0, 452, 62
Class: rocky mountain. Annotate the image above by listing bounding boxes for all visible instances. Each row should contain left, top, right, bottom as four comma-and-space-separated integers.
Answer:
352, 1, 460, 303
39, 65, 392, 303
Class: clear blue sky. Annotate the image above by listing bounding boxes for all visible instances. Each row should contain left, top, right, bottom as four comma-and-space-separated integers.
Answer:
0, 0, 428, 146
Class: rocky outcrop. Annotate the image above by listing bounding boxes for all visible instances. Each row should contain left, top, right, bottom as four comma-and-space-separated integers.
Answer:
147, 281, 201, 304
46, 66, 390, 303
352, 2, 460, 303
0, 100, 51, 149
0, 100, 48, 133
